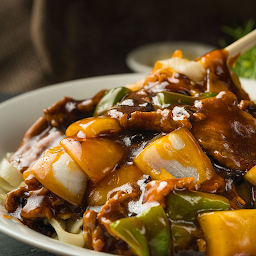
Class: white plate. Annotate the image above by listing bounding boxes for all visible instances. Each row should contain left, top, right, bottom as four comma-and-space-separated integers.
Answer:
126, 41, 215, 73
0, 74, 255, 256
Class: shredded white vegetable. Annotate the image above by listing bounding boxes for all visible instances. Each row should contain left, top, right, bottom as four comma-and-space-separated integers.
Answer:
66, 218, 84, 234
49, 219, 86, 248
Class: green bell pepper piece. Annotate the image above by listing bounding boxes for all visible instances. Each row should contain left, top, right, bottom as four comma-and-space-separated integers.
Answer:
198, 92, 219, 98
93, 86, 131, 116
157, 91, 218, 108
137, 205, 171, 256
110, 217, 149, 256
110, 205, 171, 256
166, 190, 230, 222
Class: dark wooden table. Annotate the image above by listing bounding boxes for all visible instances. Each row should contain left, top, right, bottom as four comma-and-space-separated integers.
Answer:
0, 234, 57, 256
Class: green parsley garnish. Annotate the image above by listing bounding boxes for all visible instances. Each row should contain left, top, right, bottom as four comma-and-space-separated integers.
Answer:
220, 20, 256, 80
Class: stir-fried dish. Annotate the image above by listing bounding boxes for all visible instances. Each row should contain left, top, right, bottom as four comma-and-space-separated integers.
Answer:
1, 49, 256, 256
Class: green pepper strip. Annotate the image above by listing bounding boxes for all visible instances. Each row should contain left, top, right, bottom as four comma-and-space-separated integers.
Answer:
166, 190, 230, 223
110, 217, 149, 256
138, 205, 171, 256
93, 87, 131, 116
110, 205, 171, 256
157, 91, 218, 108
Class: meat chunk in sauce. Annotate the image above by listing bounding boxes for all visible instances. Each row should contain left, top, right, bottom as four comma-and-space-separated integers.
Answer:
192, 91, 256, 171
10, 91, 106, 173
9, 117, 65, 173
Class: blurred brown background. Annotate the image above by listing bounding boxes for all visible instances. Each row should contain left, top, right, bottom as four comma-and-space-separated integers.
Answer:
0, 0, 256, 94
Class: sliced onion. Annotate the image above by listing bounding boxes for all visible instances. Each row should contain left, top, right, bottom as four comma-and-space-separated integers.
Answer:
159, 58, 206, 82
134, 128, 216, 185
0, 154, 23, 187
31, 150, 87, 206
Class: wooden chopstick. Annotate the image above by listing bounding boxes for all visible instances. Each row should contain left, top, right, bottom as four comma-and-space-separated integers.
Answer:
225, 29, 256, 58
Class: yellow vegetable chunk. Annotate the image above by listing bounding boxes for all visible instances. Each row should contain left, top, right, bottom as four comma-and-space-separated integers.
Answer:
134, 127, 215, 184
198, 209, 256, 256
245, 165, 256, 186
31, 150, 87, 206
23, 169, 30, 180
86, 164, 144, 206
65, 117, 120, 137
60, 137, 125, 183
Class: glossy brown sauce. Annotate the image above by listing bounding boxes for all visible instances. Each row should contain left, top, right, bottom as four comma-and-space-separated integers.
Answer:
5, 174, 83, 235
4, 49, 256, 255
192, 91, 256, 171
200, 49, 250, 101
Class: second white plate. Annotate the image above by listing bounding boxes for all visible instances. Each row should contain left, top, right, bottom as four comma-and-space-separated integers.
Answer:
126, 41, 215, 73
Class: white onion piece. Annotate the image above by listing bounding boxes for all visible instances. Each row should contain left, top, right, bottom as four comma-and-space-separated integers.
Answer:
134, 128, 216, 184
52, 153, 86, 197
31, 151, 87, 206
159, 57, 206, 82
141, 144, 199, 182
0, 187, 7, 204
0, 154, 23, 187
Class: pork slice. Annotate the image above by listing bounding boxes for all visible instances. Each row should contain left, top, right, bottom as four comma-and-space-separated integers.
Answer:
192, 91, 256, 171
